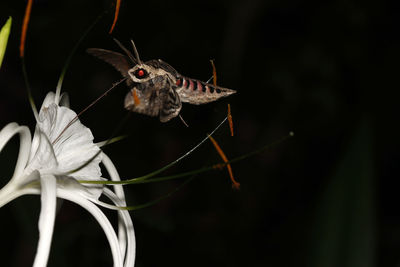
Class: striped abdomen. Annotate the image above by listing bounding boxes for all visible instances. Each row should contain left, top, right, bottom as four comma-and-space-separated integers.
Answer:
174, 76, 236, 105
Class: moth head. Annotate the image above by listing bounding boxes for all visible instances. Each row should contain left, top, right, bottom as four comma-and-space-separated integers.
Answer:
110, 39, 176, 84
128, 64, 154, 83
111, 38, 156, 83
128, 60, 176, 83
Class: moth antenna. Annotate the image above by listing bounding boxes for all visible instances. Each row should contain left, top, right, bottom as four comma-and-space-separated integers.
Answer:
113, 38, 137, 64
178, 114, 189, 127
130, 39, 142, 65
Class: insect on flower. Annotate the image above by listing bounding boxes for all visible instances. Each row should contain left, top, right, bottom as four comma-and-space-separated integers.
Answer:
87, 39, 236, 122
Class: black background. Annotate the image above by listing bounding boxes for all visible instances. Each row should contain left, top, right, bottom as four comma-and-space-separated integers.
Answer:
0, 0, 399, 266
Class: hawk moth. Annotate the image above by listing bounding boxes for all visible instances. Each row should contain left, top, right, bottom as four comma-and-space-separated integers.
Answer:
87, 40, 236, 122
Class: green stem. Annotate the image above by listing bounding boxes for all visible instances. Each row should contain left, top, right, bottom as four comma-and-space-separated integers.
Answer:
79, 131, 294, 185
119, 177, 195, 211
21, 57, 38, 121
55, 13, 104, 103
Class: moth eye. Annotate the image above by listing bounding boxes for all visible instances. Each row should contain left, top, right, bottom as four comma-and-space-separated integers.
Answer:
134, 68, 148, 79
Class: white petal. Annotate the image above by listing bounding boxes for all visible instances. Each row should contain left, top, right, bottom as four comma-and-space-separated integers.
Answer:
103, 188, 136, 267
56, 188, 123, 267
41, 104, 101, 179
101, 152, 128, 255
33, 174, 57, 267
56, 175, 105, 201
0, 171, 40, 208
29, 126, 40, 164
0, 123, 32, 182
101, 152, 135, 267
101, 153, 126, 203
0, 123, 20, 151
28, 100, 102, 180
58, 92, 70, 108
25, 129, 58, 177
40, 92, 57, 110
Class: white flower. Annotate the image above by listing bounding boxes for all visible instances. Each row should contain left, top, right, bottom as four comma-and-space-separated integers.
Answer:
0, 92, 135, 267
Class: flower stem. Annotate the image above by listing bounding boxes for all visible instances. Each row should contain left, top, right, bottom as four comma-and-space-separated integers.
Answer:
79, 131, 294, 186
55, 13, 104, 104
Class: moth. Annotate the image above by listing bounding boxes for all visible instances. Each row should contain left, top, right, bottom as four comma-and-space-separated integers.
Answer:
87, 39, 236, 122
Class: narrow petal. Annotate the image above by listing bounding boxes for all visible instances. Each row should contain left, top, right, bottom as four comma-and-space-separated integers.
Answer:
0, 123, 19, 150
33, 174, 57, 267
12, 126, 32, 181
101, 152, 129, 256
101, 153, 126, 204
0, 171, 40, 208
103, 188, 136, 267
56, 188, 123, 267
0, 123, 32, 182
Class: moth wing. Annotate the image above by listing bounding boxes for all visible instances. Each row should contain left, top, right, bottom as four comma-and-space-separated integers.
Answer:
159, 86, 182, 122
124, 82, 182, 123
87, 48, 131, 78
124, 86, 162, 118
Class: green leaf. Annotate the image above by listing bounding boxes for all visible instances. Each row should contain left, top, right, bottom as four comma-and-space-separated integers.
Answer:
0, 17, 12, 69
